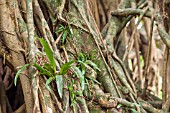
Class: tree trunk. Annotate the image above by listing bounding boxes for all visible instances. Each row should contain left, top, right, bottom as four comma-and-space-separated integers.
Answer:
0, 0, 170, 113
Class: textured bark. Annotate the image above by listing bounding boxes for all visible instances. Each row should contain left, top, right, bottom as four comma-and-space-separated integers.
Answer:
0, 0, 34, 112
0, 0, 170, 112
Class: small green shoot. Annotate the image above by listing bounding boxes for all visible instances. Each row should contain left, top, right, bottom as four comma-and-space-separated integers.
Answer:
14, 64, 30, 86
56, 24, 73, 44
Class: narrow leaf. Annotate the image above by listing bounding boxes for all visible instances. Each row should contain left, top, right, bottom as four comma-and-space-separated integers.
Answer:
74, 91, 82, 96
77, 97, 84, 104
46, 77, 54, 93
14, 64, 30, 86
72, 66, 85, 91
33, 63, 53, 77
86, 76, 101, 85
130, 109, 139, 113
56, 27, 64, 33
39, 38, 56, 72
44, 63, 54, 74
117, 104, 123, 109
78, 60, 88, 67
62, 30, 68, 43
60, 60, 76, 75
55, 75, 63, 98
59, 24, 65, 29
85, 60, 100, 71
81, 64, 86, 75
69, 25, 73, 35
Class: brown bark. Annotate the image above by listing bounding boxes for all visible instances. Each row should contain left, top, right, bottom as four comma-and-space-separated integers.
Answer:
0, 0, 34, 113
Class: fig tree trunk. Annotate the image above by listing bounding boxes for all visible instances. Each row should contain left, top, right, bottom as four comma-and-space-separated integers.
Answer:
0, 0, 170, 113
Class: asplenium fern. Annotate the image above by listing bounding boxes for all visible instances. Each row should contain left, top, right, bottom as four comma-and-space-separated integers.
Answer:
15, 38, 100, 101
14, 38, 63, 98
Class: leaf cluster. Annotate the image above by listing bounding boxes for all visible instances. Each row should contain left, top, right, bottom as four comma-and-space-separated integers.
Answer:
56, 24, 73, 44
14, 38, 100, 102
